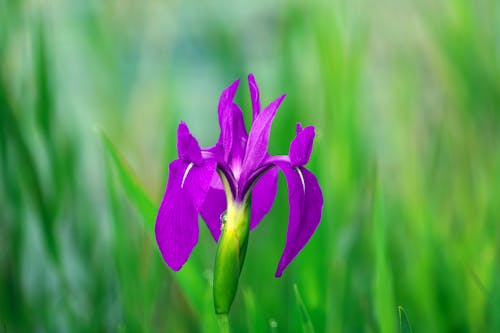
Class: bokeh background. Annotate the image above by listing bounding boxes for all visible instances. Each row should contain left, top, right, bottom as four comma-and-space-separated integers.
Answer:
1, 0, 499, 332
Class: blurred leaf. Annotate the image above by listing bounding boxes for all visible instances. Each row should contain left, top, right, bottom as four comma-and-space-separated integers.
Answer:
242, 287, 266, 333
0, 79, 58, 263
373, 174, 396, 333
100, 130, 208, 318
398, 306, 412, 333
35, 19, 52, 137
100, 130, 157, 229
293, 284, 316, 333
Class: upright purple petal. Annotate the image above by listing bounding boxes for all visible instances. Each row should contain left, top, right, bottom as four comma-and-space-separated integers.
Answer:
250, 167, 279, 230
274, 163, 323, 277
248, 74, 260, 119
241, 94, 285, 180
289, 125, 315, 167
227, 102, 248, 180
200, 174, 227, 241
218, 79, 240, 162
295, 122, 303, 134
177, 122, 203, 165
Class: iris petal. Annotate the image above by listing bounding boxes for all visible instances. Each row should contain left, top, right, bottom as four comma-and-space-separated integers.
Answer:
177, 122, 203, 165
200, 175, 227, 241
273, 163, 323, 277
155, 159, 216, 271
289, 125, 315, 167
250, 167, 279, 230
182, 159, 217, 211
248, 73, 260, 119
241, 94, 285, 182
218, 79, 240, 162
228, 102, 248, 179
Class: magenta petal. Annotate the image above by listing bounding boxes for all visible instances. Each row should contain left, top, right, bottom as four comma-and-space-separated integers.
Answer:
177, 122, 203, 165
155, 159, 199, 271
295, 122, 303, 134
248, 73, 260, 119
241, 94, 286, 179
274, 164, 323, 277
202, 143, 224, 164
227, 102, 248, 176
182, 159, 217, 211
200, 186, 226, 241
250, 167, 278, 230
218, 79, 240, 162
289, 125, 315, 167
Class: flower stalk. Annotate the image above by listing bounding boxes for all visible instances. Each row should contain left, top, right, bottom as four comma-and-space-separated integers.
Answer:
217, 313, 231, 333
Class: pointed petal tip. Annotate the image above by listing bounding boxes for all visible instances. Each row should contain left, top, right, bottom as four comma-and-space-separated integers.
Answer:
168, 260, 184, 272
155, 213, 196, 273
177, 122, 203, 164
219, 78, 241, 106
178, 121, 187, 132
273, 94, 287, 111
248, 73, 261, 118
228, 78, 241, 90
261, 94, 286, 116
247, 74, 258, 92
295, 122, 303, 134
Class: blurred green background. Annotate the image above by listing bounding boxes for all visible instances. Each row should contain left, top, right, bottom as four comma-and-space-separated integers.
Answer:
1, 0, 499, 332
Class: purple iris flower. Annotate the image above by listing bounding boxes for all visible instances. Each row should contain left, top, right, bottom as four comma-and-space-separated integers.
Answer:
155, 74, 323, 278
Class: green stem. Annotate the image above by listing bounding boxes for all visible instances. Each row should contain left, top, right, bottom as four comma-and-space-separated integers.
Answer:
217, 314, 231, 333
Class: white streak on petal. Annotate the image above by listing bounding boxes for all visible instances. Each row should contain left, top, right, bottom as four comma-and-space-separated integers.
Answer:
181, 162, 194, 188
296, 167, 306, 193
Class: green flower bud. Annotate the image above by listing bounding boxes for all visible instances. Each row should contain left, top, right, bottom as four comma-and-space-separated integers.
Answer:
213, 173, 251, 314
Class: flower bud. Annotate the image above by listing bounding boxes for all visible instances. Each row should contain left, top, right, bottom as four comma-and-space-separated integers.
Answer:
213, 199, 250, 314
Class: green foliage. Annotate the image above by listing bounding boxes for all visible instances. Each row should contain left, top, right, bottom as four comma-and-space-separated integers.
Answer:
294, 284, 316, 333
398, 306, 412, 333
1, 0, 499, 332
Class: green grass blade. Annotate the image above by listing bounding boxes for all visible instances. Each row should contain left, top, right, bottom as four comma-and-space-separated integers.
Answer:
398, 306, 412, 333
293, 284, 316, 333
99, 130, 157, 229
242, 287, 268, 333
373, 175, 396, 333
99, 130, 208, 317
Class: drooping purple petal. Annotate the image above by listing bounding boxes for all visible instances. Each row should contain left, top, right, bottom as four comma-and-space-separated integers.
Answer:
248, 74, 260, 119
200, 174, 227, 241
289, 125, 315, 167
241, 94, 285, 180
250, 167, 279, 230
177, 122, 203, 165
155, 160, 198, 271
218, 79, 240, 162
274, 163, 323, 277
